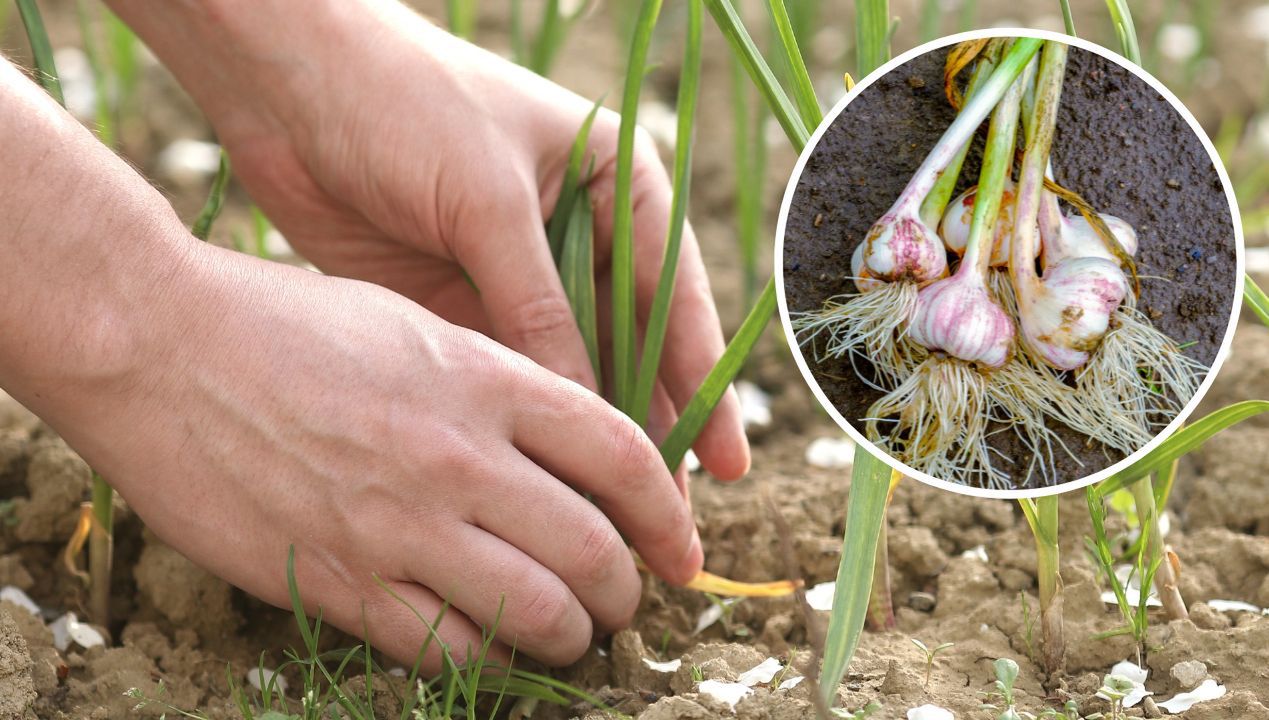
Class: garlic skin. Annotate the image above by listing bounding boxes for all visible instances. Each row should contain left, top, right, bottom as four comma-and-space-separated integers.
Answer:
1039, 191, 1138, 266
1017, 257, 1130, 370
1047, 213, 1138, 265
908, 273, 1015, 368
939, 182, 1038, 267
850, 242, 886, 292
862, 212, 948, 284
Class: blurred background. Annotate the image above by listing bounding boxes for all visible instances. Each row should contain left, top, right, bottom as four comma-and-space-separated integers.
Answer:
2, 0, 1265, 333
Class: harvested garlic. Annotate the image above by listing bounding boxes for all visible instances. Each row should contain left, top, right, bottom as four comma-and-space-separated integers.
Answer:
860, 212, 949, 284
939, 181, 1039, 267
1040, 190, 1138, 266
1017, 255, 1130, 370
909, 272, 1015, 368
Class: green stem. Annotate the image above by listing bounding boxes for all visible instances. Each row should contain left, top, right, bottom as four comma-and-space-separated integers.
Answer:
89, 474, 113, 627
611, 0, 664, 413
1059, 0, 1076, 35
659, 279, 776, 472
15, 0, 64, 104
958, 53, 1024, 278
631, 0, 702, 426
703, 0, 810, 150
891, 39, 1041, 217
918, 41, 1000, 226
1104, 0, 1141, 65
1130, 475, 1187, 621
192, 150, 232, 242
1028, 496, 1064, 677
820, 451, 893, 707
445, 0, 477, 40
864, 500, 895, 630
1011, 41, 1067, 291
854, 0, 890, 78
767, 0, 821, 131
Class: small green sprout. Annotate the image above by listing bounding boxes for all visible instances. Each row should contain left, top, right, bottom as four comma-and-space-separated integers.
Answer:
830, 701, 881, 719
910, 638, 954, 689
981, 658, 1023, 719
1018, 593, 1038, 664
690, 665, 704, 683
1094, 674, 1135, 720
703, 592, 749, 637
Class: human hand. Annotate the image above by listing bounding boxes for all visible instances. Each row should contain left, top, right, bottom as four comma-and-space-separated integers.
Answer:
67, 245, 704, 669
0, 56, 702, 668
105, 0, 750, 482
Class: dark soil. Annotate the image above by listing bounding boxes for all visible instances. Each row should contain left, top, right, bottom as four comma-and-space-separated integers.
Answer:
782, 43, 1239, 489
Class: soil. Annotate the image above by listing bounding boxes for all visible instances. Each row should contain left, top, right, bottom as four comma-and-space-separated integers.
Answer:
782, 44, 1239, 491
1, 0, 1267, 719
6, 339, 1269, 718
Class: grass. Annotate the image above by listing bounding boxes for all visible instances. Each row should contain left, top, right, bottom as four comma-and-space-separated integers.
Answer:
128, 547, 618, 720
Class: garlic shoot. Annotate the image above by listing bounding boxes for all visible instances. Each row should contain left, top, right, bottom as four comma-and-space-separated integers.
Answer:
939, 180, 1038, 267
858, 38, 1042, 282
1011, 41, 1128, 372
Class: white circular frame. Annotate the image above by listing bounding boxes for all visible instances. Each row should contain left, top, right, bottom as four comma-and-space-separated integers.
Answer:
773, 28, 1246, 499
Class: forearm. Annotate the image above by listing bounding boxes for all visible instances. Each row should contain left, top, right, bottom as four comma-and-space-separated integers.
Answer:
0, 57, 201, 429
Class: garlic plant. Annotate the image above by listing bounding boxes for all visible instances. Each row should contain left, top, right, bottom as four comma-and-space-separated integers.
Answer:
796, 37, 1207, 489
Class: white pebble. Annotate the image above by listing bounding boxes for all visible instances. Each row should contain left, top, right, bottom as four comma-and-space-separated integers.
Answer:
1158, 679, 1226, 713
1109, 660, 1152, 707
1157, 24, 1201, 61
805, 581, 835, 611
698, 679, 752, 710
156, 139, 222, 185
777, 675, 804, 690
1169, 660, 1208, 689
907, 705, 954, 720
805, 436, 855, 469
737, 657, 782, 686
1206, 599, 1261, 613
960, 545, 989, 562
49, 613, 104, 652
642, 657, 682, 673
736, 381, 772, 429
247, 666, 288, 695
0, 586, 41, 616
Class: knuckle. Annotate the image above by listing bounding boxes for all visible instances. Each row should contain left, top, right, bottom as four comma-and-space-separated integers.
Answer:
516, 582, 577, 649
606, 418, 662, 492
571, 517, 623, 588
502, 293, 578, 349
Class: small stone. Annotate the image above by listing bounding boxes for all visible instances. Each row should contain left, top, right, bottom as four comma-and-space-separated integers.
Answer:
907, 592, 937, 612
1143, 697, 1162, 718
642, 696, 711, 720
1166, 178, 1181, 189
1189, 603, 1231, 630
1169, 660, 1208, 689
907, 76, 926, 88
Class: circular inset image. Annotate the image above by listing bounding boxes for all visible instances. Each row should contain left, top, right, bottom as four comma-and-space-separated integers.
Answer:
776, 31, 1243, 496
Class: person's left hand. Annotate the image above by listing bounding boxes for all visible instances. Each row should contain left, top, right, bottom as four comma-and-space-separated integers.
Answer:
115, 0, 749, 482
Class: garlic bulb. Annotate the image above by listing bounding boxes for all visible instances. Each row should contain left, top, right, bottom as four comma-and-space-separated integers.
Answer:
850, 242, 886, 292
909, 273, 1015, 368
860, 212, 948, 284
939, 181, 1039, 267
1016, 256, 1130, 370
1040, 191, 1138, 266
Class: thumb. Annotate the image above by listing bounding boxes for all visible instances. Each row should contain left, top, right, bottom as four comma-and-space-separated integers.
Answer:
454, 195, 597, 392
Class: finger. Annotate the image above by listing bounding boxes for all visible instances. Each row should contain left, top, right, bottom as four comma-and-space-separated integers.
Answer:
471, 449, 642, 632
512, 376, 703, 586
645, 380, 690, 500
453, 192, 597, 392
356, 579, 511, 671
407, 522, 594, 666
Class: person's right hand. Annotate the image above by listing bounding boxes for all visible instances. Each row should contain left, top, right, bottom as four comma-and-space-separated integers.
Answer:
50, 241, 702, 669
